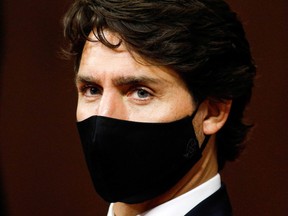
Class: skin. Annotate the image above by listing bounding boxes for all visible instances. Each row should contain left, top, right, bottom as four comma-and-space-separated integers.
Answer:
76, 31, 232, 216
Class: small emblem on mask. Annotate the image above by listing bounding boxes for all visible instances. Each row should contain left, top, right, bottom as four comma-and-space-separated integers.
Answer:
184, 138, 199, 159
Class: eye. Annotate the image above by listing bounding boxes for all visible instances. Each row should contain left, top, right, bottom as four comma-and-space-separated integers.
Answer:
80, 85, 102, 97
129, 87, 153, 101
136, 88, 150, 98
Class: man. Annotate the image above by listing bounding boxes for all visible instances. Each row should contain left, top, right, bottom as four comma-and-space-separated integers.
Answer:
63, 0, 256, 215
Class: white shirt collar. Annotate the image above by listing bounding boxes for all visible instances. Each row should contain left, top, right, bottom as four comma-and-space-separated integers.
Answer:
107, 174, 221, 216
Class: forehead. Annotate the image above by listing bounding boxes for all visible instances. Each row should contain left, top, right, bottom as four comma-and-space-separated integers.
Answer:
80, 42, 145, 81
79, 31, 185, 85
80, 31, 139, 70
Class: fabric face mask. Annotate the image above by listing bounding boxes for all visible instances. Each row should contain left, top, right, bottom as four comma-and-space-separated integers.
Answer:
76, 110, 209, 204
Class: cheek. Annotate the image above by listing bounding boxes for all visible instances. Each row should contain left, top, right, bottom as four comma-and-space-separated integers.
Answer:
138, 97, 194, 123
76, 100, 93, 122
170, 93, 194, 119
76, 105, 85, 122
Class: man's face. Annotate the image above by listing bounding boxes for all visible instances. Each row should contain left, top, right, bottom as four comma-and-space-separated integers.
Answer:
76, 32, 195, 123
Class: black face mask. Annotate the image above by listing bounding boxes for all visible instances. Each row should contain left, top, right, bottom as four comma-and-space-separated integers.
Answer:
76, 110, 209, 204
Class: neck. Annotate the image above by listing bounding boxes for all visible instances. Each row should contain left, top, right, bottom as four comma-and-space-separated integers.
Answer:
113, 136, 218, 216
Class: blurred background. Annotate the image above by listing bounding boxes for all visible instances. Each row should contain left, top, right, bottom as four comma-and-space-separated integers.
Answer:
0, 0, 287, 215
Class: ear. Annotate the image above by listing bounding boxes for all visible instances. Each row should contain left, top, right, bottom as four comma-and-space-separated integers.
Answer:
202, 99, 232, 135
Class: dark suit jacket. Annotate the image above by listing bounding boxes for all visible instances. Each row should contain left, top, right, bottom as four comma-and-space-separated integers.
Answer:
185, 185, 232, 216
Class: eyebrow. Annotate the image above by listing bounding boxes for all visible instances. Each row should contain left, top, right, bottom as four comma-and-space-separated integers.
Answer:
113, 75, 162, 86
75, 74, 166, 87
75, 75, 95, 84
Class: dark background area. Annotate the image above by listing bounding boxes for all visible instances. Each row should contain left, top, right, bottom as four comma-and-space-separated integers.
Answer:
0, 0, 287, 215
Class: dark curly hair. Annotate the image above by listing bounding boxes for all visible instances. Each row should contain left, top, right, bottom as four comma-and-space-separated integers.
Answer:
63, 0, 256, 170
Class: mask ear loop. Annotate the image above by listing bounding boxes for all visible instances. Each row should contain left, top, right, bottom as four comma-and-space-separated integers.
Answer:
190, 104, 200, 120
200, 135, 211, 152
190, 103, 211, 152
